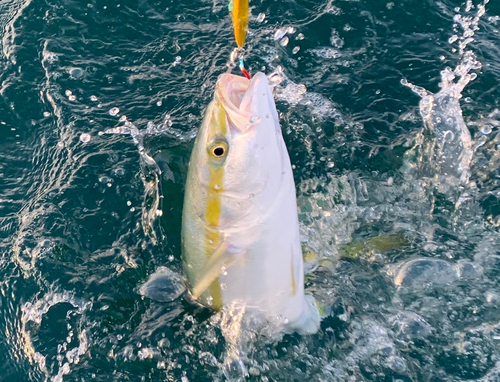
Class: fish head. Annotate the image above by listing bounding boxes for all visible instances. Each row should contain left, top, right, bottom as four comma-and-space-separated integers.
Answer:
193, 71, 287, 200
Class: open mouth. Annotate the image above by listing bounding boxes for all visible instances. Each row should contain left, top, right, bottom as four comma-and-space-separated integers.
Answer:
217, 73, 251, 111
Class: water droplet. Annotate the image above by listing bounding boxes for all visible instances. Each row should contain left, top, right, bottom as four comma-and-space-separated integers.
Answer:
273, 28, 287, 40
443, 130, 455, 142
279, 36, 289, 47
106, 182, 112, 187
327, 161, 335, 168
126, 200, 132, 206
292, 46, 300, 54
221, 265, 227, 276
267, 67, 284, 86
130, 207, 135, 212
256, 13, 265, 22
68, 95, 76, 101
220, 283, 226, 290
156, 100, 162, 106
79, 133, 91, 143
485, 291, 500, 305
90, 95, 98, 102
287, 27, 296, 34
214, 184, 221, 190
117, 334, 123, 340
249, 115, 261, 125
109, 107, 120, 116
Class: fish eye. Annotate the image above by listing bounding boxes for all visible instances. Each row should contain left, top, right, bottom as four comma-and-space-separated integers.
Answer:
207, 140, 228, 160
213, 146, 225, 157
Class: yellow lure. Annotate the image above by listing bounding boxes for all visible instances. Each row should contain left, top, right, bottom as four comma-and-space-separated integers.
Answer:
231, 0, 248, 47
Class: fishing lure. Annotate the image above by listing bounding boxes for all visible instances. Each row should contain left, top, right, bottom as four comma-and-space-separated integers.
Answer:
229, 0, 249, 48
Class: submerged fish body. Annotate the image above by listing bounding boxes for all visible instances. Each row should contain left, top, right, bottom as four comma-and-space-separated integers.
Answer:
181, 72, 320, 334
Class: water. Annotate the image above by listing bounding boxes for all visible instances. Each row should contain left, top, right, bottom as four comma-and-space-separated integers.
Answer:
1, 0, 500, 381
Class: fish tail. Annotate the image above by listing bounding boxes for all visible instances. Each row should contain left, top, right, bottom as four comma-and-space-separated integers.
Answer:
286, 295, 322, 335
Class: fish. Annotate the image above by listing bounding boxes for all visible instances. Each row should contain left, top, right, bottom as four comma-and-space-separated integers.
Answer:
181, 72, 321, 334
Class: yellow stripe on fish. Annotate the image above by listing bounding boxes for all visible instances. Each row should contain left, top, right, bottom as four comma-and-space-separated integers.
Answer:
203, 101, 229, 309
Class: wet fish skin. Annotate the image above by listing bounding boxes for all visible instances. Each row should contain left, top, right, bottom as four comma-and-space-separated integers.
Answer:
181, 72, 320, 334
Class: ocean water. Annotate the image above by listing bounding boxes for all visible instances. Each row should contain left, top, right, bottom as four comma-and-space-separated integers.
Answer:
1, 0, 500, 381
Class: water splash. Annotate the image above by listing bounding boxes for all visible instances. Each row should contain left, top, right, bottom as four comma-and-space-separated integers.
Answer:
19, 292, 91, 381
103, 115, 196, 242
402, 1, 487, 193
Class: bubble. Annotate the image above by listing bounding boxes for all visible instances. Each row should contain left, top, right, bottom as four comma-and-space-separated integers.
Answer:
119, 115, 127, 122
295, 33, 305, 40
65, 90, 72, 97
43, 111, 51, 117
155, 209, 163, 217
68, 95, 76, 101
220, 283, 227, 290
206, 296, 213, 306
173, 56, 182, 66
109, 107, 120, 116
113, 167, 125, 176
256, 13, 265, 22
79, 133, 91, 143
485, 291, 500, 305
126, 200, 132, 206
390, 258, 460, 287
90, 95, 98, 102
99, 176, 113, 184
279, 36, 289, 47
69, 67, 84, 79
292, 46, 300, 54
480, 124, 493, 135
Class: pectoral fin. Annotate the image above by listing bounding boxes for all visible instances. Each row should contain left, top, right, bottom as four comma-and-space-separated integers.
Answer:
191, 240, 245, 300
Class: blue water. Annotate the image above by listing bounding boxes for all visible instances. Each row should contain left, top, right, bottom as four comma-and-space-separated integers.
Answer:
1, 0, 500, 381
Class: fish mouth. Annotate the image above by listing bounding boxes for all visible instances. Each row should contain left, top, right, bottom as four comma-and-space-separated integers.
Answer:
216, 72, 274, 133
